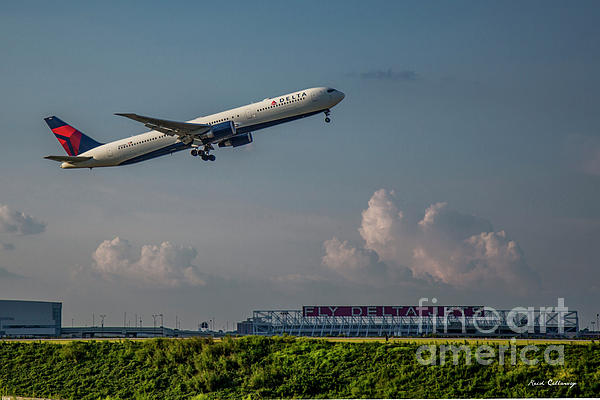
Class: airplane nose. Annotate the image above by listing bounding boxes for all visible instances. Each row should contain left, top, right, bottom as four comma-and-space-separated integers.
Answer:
332, 90, 345, 104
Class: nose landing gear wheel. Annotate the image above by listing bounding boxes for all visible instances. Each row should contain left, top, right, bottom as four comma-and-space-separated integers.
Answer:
324, 109, 331, 123
325, 117, 331, 123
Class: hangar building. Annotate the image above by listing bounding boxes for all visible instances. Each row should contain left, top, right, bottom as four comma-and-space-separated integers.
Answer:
0, 300, 62, 338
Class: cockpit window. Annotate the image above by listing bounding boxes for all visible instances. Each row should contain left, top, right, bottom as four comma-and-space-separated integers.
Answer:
326, 88, 335, 93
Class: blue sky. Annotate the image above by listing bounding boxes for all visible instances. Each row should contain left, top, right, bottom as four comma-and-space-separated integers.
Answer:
1, 1, 599, 330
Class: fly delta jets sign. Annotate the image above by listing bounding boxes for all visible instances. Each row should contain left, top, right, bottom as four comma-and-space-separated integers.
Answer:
302, 305, 486, 318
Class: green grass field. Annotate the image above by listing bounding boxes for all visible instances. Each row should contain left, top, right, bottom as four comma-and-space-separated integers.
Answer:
0, 336, 598, 399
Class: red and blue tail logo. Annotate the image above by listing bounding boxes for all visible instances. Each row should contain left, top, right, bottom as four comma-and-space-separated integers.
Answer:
44, 116, 103, 156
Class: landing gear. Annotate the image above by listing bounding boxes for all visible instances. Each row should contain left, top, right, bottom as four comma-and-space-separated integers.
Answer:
199, 153, 215, 161
194, 144, 216, 161
203, 144, 214, 154
324, 109, 331, 123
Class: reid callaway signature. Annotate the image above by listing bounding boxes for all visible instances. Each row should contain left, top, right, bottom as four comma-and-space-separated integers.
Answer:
528, 379, 577, 389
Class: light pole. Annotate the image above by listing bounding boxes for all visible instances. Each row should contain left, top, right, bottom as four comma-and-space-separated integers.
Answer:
152, 314, 161, 334
99, 314, 106, 337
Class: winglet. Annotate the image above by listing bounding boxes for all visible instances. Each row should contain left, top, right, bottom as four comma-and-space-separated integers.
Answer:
115, 113, 146, 123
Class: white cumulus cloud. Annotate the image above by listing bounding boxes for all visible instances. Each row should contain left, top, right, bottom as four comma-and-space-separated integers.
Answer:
419, 201, 492, 239
0, 204, 46, 235
322, 236, 410, 287
359, 189, 400, 249
322, 189, 537, 292
358, 189, 407, 261
323, 237, 378, 274
92, 237, 205, 288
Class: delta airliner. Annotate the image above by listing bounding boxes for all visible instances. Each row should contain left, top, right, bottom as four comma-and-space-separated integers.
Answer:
44, 87, 345, 169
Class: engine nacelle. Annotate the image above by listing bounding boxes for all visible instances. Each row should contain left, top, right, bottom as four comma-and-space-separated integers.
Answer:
203, 121, 236, 141
218, 133, 253, 148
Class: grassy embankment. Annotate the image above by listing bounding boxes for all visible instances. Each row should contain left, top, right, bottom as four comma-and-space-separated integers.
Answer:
0, 336, 598, 399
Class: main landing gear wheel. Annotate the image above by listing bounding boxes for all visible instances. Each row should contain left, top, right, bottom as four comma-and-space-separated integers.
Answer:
195, 144, 216, 161
324, 109, 331, 123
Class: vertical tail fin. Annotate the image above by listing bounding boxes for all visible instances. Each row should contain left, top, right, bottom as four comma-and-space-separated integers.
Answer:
44, 116, 103, 156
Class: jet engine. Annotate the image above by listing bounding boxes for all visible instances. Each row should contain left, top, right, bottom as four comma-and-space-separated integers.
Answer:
203, 121, 236, 141
218, 133, 253, 148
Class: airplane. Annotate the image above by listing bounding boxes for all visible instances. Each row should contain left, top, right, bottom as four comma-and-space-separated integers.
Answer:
44, 87, 345, 169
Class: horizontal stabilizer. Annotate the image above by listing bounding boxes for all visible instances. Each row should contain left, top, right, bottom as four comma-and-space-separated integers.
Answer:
44, 155, 93, 163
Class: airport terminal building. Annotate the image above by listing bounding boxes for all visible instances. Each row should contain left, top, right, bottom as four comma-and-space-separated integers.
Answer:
0, 300, 62, 338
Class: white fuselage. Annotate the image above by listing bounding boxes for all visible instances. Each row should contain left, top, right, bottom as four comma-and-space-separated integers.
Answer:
60, 87, 344, 168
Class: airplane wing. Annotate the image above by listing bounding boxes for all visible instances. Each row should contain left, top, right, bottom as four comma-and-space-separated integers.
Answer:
115, 113, 212, 144
44, 155, 93, 163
